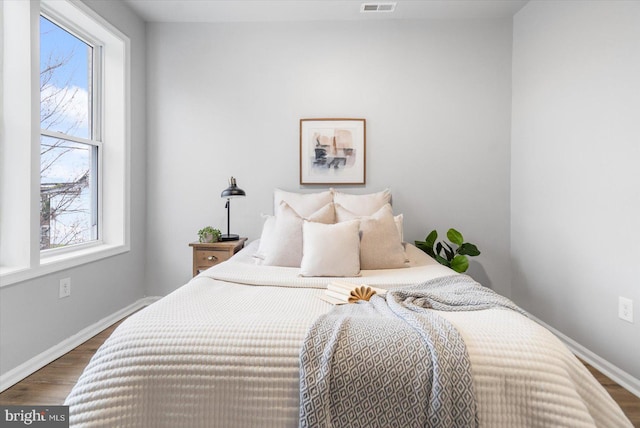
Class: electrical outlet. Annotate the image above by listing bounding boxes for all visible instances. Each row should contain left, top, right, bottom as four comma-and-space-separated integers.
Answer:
618, 297, 633, 323
59, 277, 71, 299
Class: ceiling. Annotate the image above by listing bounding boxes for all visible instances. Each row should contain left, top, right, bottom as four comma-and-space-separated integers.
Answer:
122, 0, 529, 23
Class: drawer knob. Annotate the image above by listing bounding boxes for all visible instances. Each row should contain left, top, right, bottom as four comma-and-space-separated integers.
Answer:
207, 255, 218, 261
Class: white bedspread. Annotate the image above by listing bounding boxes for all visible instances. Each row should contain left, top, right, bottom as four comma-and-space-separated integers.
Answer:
65, 242, 631, 427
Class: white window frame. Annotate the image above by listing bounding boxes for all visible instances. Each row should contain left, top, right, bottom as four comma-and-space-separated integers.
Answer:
0, 0, 130, 286
39, 12, 102, 253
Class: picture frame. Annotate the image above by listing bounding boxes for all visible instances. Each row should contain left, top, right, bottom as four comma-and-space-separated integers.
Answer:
299, 118, 366, 185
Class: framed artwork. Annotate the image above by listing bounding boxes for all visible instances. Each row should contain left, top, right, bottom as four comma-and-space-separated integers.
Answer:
299, 118, 366, 185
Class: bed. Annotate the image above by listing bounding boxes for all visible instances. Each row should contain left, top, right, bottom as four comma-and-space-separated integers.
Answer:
65, 189, 631, 427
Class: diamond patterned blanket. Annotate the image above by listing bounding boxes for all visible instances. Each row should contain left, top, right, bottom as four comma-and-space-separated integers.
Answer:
299, 274, 525, 428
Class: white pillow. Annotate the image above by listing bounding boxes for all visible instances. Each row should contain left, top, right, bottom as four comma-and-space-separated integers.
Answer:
300, 220, 361, 277
394, 213, 404, 242
332, 188, 391, 216
263, 201, 335, 267
273, 188, 333, 218
335, 203, 406, 270
254, 214, 275, 260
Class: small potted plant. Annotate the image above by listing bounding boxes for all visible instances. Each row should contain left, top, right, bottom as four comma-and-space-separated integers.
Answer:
415, 228, 480, 273
197, 226, 221, 243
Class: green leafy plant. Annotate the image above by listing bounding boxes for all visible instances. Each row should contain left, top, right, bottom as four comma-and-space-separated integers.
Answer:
415, 228, 480, 273
197, 226, 221, 243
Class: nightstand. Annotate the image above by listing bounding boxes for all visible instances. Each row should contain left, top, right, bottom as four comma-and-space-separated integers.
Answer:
189, 238, 247, 277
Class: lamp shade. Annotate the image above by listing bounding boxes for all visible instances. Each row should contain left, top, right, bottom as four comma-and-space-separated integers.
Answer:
221, 177, 246, 199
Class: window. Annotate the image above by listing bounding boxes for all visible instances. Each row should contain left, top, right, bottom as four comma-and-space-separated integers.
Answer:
40, 15, 99, 251
0, 0, 130, 286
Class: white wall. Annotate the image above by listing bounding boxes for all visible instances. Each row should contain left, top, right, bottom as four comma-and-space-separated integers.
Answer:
145, 19, 513, 297
0, 0, 147, 374
512, 0, 640, 381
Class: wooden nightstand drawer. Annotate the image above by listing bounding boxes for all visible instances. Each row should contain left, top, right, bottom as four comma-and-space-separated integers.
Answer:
189, 238, 247, 277
194, 249, 229, 269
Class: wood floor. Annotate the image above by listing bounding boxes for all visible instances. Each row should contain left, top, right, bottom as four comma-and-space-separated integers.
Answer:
1, 318, 639, 427
0, 318, 124, 407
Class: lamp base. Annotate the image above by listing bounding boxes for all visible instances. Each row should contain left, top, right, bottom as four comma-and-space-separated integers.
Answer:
219, 234, 240, 241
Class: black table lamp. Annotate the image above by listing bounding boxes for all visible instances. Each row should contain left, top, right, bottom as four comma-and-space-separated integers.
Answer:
220, 176, 246, 241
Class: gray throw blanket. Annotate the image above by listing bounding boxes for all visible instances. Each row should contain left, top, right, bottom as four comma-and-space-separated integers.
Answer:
299, 274, 525, 428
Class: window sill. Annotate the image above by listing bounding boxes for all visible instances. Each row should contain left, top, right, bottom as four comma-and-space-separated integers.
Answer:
0, 243, 130, 287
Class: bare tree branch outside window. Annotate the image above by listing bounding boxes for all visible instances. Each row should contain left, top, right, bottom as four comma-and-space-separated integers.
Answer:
40, 16, 95, 250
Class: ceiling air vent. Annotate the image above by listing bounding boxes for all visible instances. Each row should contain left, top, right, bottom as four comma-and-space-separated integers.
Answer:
360, 2, 397, 13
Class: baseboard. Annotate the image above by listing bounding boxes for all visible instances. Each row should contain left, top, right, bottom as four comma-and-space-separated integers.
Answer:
527, 313, 640, 399
0, 296, 162, 392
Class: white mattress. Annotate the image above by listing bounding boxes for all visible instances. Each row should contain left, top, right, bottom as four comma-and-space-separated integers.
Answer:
65, 241, 631, 427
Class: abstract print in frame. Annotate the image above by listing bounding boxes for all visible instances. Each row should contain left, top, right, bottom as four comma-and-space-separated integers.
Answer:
300, 118, 366, 185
